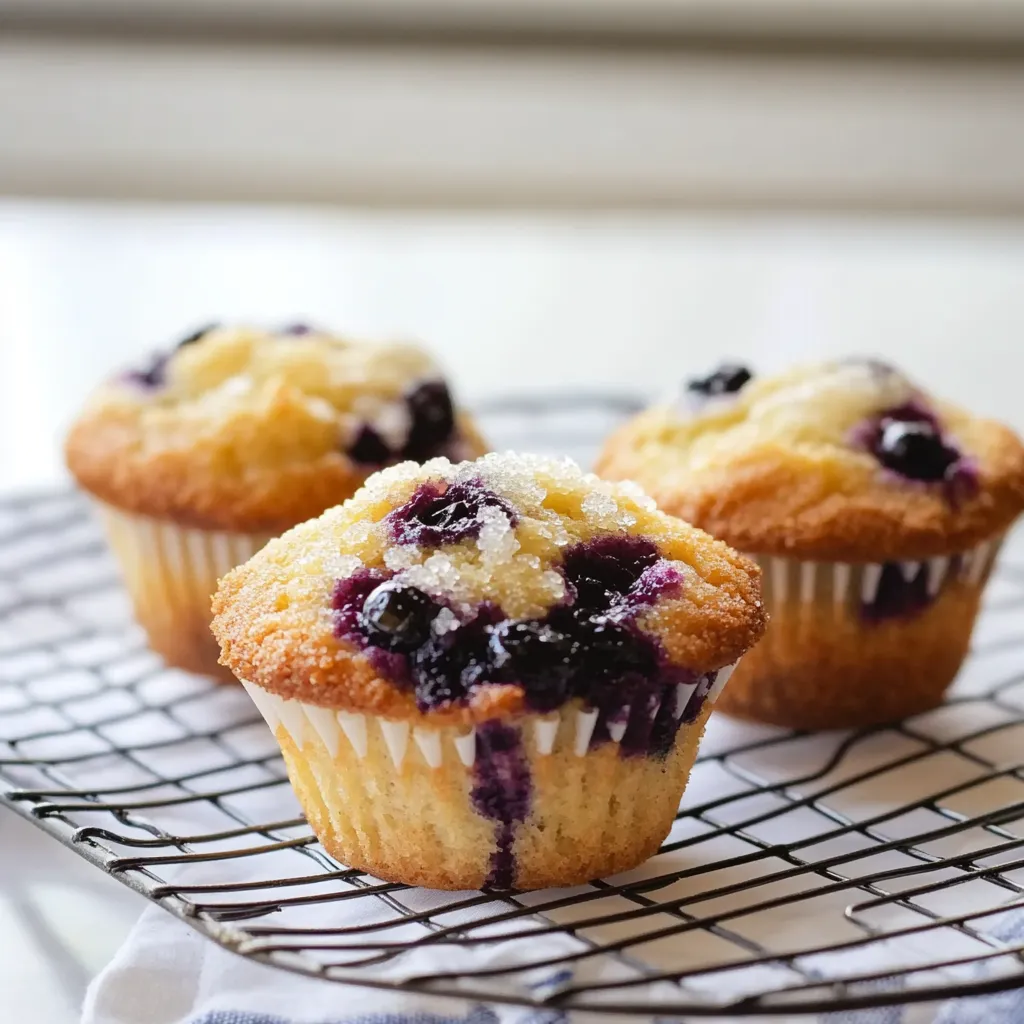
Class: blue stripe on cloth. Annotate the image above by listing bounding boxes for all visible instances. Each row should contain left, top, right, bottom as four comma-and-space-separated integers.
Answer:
187, 1008, 567, 1024
187, 1010, 499, 1024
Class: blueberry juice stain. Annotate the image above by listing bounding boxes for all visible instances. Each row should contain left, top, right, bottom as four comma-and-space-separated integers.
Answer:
861, 562, 935, 623
471, 721, 532, 888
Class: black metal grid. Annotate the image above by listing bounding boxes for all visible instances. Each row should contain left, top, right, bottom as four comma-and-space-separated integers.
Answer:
2, 394, 1024, 1017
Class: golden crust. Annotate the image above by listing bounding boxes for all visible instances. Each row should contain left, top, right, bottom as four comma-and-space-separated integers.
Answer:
211, 454, 766, 722
64, 325, 487, 533
596, 362, 1024, 561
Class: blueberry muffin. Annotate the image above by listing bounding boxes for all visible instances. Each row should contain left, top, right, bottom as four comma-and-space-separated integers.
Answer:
597, 360, 1024, 729
66, 324, 485, 679
211, 453, 765, 889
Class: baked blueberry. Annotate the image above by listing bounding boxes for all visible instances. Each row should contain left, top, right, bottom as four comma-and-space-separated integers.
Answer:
404, 381, 456, 460
687, 363, 752, 398
177, 323, 219, 349
359, 581, 439, 652
571, 616, 658, 683
410, 611, 497, 710
489, 620, 574, 710
388, 479, 517, 547
874, 417, 959, 482
561, 536, 660, 612
347, 425, 393, 465
124, 352, 171, 389
331, 568, 392, 641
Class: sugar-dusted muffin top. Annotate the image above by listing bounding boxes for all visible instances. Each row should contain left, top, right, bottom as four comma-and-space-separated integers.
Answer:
65, 325, 486, 532
212, 453, 766, 726
597, 360, 1024, 561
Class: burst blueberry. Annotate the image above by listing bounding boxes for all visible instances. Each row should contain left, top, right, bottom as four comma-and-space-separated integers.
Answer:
388, 479, 517, 547
410, 610, 497, 710
489, 620, 574, 711
570, 616, 658, 684
561, 536, 660, 612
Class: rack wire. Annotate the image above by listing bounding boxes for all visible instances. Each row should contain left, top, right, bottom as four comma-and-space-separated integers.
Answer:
3, 393, 1024, 1018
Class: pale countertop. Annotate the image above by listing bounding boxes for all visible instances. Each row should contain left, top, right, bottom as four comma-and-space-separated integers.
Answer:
3, 199, 1024, 1021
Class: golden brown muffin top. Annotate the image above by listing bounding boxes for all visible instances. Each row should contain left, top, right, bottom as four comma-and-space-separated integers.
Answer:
212, 452, 766, 725
597, 359, 1024, 561
65, 325, 486, 532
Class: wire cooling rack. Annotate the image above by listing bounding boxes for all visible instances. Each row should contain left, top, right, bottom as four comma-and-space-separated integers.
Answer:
3, 393, 1024, 1019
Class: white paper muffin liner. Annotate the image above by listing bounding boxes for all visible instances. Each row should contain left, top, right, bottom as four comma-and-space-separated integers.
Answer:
94, 502, 273, 676
755, 536, 1002, 612
239, 660, 738, 770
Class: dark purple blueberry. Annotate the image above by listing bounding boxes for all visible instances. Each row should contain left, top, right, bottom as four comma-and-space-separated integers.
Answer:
388, 479, 517, 547
561, 536, 660, 613
875, 418, 959, 482
365, 647, 413, 688
489, 620, 573, 671
409, 607, 500, 711
687, 363, 752, 398
176, 323, 219, 349
854, 402, 967, 493
331, 568, 392, 641
359, 582, 439, 652
348, 425, 393, 465
403, 381, 456, 460
471, 721, 532, 889
329, 526, 702, 755
280, 323, 313, 335
571, 617, 658, 684
123, 355, 166, 388
410, 638, 471, 708
489, 620, 574, 712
